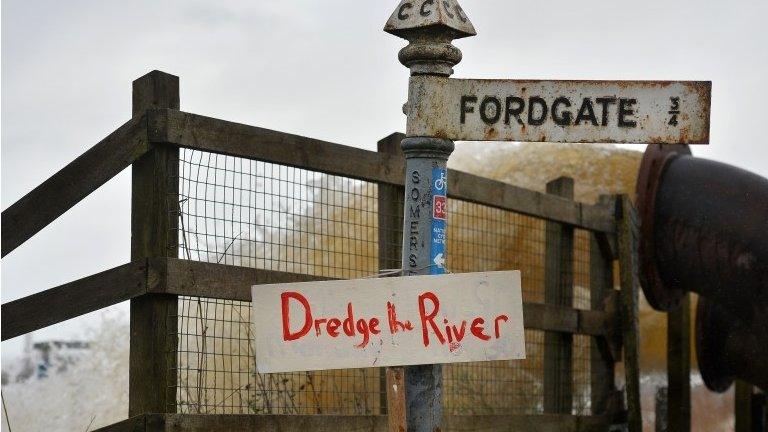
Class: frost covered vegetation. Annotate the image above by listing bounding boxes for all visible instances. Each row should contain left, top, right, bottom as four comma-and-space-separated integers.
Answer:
2, 142, 734, 431
2, 311, 128, 431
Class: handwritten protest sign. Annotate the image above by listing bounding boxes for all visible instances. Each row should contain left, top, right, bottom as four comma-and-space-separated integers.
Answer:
252, 271, 525, 373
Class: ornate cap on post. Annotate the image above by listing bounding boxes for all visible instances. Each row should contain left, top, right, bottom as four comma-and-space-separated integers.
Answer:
384, 0, 476, 76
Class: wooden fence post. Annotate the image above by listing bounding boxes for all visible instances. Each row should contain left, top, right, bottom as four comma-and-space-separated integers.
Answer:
129, 70, 180, 416
377, 132, 405, 275
617, 195, 642, 432
752, 392, 768, 432
544, 176, 574, 414
667, 294, 691, 432
736, 382, 755, 432
590, 195, 616, 416
656, 386, 669, 432
377, 132, 406, 431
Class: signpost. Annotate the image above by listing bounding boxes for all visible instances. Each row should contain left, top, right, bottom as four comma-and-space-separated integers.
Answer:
252, 271, 525, 373
384, 2, 478, 430
382, 1, 711, 431
407, 76, 711, 144
247, 1, 712, 431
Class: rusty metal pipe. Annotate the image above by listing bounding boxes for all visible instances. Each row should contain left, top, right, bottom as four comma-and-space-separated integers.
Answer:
696, 297, 768, 393
636, 144, 768, 322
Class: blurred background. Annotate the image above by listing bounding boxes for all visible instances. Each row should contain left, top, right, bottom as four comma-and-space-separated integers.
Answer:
2, 0, 766, 430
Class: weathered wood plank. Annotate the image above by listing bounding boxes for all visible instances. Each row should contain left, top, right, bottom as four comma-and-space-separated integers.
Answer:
95, 414, 610, 432
445, 414, 610, 431
377, 133, 406, 429
157, 108, 398, 183
543, 177, 574, 414
735, 381, 754, 432
164, 414, 386, 432
590, 208, 617, 416
617, 195, 642, 432
129, 70, 180, 417
91, 416, 146, 432
0, 254, 614, 357
667, 294, 691, 432
751, 392, 768, 432
0, 255, 614, 341
154, 258, 612, 336
386, 367, 407, 432
150, 112, 614, 233
449, 170, 615, 233
523, 303, 610, 337
377, 132, 405, 274
655, 387, 669, 432
91, 414, 165, 432
151, 258, 335, 300
1, 261, 147, 341
1, 116, 148, 257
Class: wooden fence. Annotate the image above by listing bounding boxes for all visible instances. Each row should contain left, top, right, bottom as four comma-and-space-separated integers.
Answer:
2, 70, 645, 431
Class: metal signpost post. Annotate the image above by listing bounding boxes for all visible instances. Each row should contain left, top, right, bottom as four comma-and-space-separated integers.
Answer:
384, 1, 711, 431
384, 2, 477, 431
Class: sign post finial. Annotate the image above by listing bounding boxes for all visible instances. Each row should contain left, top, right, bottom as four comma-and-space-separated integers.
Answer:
384, 0, 476, 76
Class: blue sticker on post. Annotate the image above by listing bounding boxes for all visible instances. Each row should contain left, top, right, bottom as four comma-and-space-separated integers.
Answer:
430, 167, 447, 275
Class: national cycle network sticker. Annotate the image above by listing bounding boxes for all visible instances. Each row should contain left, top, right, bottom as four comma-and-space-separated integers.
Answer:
431, 167, 447, 275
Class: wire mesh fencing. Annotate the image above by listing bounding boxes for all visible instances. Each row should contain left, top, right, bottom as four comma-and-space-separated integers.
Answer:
169, 147, 610, 418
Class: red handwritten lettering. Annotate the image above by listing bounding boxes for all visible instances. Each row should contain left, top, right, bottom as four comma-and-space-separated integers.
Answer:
281, 292, 313, 341
470, 317, 490, 341
327, 318, 341, 337
494, 314, 509, 338
281, 290, 510, 353
355, 318, 370, 348
314, 318, 327, 336
387, 302, 413, 333
343, 303, 355, 336
450, 321, 467, 342
370, 318, 381, 335
418, 292, 446, 346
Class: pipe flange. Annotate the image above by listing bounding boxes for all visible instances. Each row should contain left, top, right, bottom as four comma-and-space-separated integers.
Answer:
635, 143, 691, 311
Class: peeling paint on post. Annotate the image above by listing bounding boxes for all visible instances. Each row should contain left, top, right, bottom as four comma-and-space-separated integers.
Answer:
398, 138, 454, 431
401, 139, 453, 279
385, 1, 477, 430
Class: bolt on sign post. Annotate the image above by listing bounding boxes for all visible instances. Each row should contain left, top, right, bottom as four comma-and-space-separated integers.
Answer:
383, 1, 711, 431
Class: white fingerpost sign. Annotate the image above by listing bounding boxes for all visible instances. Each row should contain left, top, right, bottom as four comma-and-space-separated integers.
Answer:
407, 76, 711, 144
252, 271, 525, 373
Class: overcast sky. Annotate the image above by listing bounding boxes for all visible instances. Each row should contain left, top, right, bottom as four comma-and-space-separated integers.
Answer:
2, 0, 767, 357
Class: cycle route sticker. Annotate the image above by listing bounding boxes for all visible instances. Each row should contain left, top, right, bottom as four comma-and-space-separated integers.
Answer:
431, 167, 447, 275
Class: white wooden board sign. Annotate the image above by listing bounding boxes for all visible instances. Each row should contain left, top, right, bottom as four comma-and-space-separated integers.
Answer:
252, 271, 525, 373
407, 76, 711, 144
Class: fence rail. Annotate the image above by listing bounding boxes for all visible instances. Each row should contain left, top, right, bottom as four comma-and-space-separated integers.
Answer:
152, 109, 615, 233
1, 258, 617, 341
0, 115, 149, 257
94, 413, 612, 432
0, 108, 614, 260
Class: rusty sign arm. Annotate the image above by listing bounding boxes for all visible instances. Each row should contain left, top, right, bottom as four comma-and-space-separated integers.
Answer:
406, 76, 711, 144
